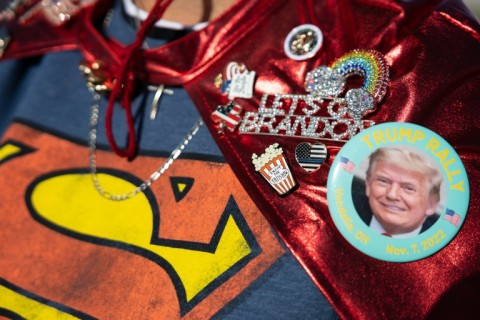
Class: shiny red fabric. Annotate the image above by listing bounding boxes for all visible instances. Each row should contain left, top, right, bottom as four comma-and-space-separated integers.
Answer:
3, 0, 480, 318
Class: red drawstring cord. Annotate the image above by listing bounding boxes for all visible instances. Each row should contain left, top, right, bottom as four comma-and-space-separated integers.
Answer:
104, 0, 174, 159
296, 0, 320, 26
296, 0, 308, 24
306, 0, 320, 27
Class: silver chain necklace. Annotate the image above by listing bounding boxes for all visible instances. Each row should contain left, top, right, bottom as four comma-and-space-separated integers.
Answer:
83, 6, 204, 201
86, 82, 203, 201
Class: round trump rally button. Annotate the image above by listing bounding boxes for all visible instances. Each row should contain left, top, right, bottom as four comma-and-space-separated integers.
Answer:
327, 122, 469, 262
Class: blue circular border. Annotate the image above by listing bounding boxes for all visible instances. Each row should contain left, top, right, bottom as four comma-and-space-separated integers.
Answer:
326, 122, 470, 262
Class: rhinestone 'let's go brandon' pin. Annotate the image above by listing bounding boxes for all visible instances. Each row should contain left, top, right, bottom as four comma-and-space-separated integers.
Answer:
327, 122, 469, 262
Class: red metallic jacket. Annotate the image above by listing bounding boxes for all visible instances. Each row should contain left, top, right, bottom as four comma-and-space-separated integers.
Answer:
2, 0, 480, 318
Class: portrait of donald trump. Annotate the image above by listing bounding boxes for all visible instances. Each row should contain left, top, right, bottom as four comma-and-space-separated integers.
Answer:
352, 146, 444, 238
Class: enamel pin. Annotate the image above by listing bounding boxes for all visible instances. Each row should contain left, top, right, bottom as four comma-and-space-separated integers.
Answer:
214, 62, 256, 99
211, 101, 243, 134
327, 122, 469, 262
252, 143, 297, 196
295, 142, 327, 172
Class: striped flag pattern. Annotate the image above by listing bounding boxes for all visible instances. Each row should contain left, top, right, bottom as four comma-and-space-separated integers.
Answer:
339, 156, 355, 173
444, 208, 461, 227
295, 142, 327, 172
211, 102, 242, 131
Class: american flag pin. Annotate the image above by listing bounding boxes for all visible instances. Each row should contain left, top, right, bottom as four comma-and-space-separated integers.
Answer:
295, 142, 327, 173
211, 101, 243, 134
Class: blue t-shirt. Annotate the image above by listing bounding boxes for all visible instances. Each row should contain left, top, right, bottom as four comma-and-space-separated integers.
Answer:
0, 1, 337, 318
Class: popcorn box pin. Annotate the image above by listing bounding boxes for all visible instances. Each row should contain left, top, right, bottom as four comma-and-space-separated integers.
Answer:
252, 143, 297, 196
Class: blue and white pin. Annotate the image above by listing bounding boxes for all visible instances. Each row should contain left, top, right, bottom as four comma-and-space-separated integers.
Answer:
295, 142, 327, 173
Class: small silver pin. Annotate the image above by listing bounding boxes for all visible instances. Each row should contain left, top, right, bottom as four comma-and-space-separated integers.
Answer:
148, 84, 174, 120
0, 36, 10, 58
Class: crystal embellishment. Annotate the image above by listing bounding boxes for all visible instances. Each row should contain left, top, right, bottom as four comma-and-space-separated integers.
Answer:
345, 88, 374, 120
306, 49, 389, 118
305, 66, 346, 98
